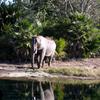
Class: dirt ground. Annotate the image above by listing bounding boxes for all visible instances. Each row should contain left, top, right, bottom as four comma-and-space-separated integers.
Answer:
54, 58, 100, 68
0, 58, 100, 81
0, 58, 100, 69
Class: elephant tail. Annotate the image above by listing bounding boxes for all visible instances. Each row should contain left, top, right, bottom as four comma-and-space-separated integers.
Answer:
55, 51, 59, 56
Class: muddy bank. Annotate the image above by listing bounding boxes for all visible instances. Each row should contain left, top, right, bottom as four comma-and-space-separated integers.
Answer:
0, 58, 100, 82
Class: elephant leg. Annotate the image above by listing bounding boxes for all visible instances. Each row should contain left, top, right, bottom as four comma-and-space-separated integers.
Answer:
42, 56, 48, 67
48, 56, 52, 66
32, 53, 35, 68
37, 54, 41, 69
40, 50, 46, 68
42, 58, 45, 68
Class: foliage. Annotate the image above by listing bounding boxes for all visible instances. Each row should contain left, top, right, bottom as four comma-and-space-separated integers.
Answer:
66, 12, 95, 58
42, 12, 100, 58
0, 0, 100, 62
0, 1, 43, 61
55, 38, 67, 59
86, 29, 100, 57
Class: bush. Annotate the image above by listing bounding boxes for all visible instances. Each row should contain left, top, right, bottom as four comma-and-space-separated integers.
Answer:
86, 30, 100, 57
55, 38, 67, 60
41, 12, 100, 58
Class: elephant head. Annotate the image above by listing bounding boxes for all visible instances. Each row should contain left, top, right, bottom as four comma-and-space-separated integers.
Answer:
31, 36, 38, 68
32, 36, 38, 54
31, 36, 41, 68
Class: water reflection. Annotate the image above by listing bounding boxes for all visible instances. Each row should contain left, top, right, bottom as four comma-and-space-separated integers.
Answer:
0, 79, 100, 100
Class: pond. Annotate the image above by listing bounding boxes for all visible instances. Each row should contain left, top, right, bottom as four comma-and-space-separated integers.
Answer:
0, 79, 100, 100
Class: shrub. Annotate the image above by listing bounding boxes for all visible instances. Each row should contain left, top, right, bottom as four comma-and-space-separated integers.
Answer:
55, 38, 67, 60
41, 12, 100, 58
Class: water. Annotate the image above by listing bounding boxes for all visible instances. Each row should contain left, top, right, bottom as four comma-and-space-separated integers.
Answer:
0, 79, 100, 100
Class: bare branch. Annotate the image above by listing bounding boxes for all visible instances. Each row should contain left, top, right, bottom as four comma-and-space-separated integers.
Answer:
68, 0, 74, 12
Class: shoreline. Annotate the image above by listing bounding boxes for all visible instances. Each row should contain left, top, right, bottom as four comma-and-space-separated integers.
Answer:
0, 58, 100, 83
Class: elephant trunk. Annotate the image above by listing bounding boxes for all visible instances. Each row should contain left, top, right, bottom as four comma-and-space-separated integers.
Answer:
32, 53, 35, 68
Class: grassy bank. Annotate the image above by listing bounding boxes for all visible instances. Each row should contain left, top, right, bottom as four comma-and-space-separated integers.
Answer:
41, 66, 100, 78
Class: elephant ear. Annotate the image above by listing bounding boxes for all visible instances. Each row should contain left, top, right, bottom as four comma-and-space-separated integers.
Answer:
36, 36, 41, 48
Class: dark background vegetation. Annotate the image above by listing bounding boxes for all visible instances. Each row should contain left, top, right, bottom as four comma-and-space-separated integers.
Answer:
0, 0, 100, 62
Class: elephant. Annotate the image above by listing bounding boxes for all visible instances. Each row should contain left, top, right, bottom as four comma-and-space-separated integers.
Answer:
31, 35, 56, 68
39, 82, 54, 100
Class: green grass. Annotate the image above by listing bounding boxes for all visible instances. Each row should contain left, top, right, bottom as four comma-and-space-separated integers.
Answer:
41, 66, 100, 77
